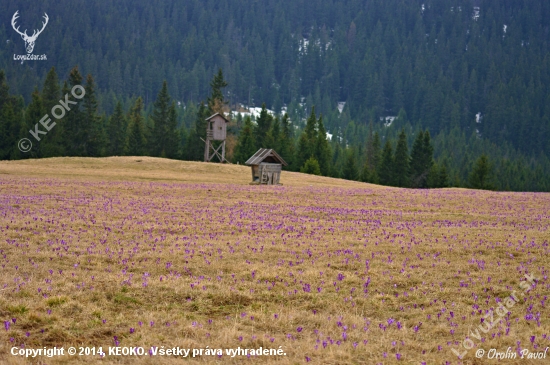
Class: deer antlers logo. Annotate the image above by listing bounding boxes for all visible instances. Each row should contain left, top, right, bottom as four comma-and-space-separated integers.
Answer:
11, 11, 49, 54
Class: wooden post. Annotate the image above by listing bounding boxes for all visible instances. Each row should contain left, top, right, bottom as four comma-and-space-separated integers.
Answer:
203, 139, 210, 162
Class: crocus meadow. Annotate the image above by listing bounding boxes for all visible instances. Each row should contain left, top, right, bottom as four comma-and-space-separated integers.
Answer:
0, 158, 549, 364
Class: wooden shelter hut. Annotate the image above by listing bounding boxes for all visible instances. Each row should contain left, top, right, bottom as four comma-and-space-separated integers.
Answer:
245, 148, 288, 185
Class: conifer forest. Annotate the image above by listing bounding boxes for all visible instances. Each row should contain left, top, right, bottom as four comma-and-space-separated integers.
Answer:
1, 0, 549, 191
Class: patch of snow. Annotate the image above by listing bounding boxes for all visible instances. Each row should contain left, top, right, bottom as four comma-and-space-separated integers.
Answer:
476, 112, 482, 124
298, 38, 309, 54
337, 102, 346, 114
233, 106, 277, 120
380, 116, 396, 127
473, 6, 480, 21
326, 131, 343, 142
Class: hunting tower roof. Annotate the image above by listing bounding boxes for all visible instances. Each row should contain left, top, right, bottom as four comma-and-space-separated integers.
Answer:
206, 113, 230, 123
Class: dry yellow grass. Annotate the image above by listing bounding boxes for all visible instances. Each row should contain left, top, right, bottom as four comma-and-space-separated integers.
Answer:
0, 157, 548, 365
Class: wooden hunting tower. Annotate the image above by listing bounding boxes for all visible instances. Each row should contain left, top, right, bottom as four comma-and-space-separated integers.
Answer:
245, 148, 288, 185
204, 113, 229, 162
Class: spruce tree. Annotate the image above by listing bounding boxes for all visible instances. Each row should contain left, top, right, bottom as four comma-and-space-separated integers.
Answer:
253, 103, 273, 150
24, 89, 46, 158
207, 68, 228, 114
342, 149, 359, 181
427, 164, 440, 188
410, 130, 434, 188
369, 131, 381, 183
108, 101, 127, 156
166, 102, 180, 158
315, 115, 331, 176
393, 128, 410, 187
295, 107, 318, 170
304, 107, 318, 142
279, 113, 295, 169
469, 154, 495, 190
42, 67, 60, 114
124, 97, 147, 156
0, 71, 22, 160
300, 156, 321, 175
234, 116, 256, 164
438, 164, 449, 188
84, 74, 106, 157
378, 140, 394, 186
0, 102, 21, 160
186, 102, 210, 161
150, 80, 170, 156
422, 131, 434, 172
264, 116, 280, 151
64, 67, 84, 156
150, 81, 178, 158
41, 67, 64, 157
360, 161, 371, 183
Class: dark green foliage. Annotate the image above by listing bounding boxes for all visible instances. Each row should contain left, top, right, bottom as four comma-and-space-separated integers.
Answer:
360, 161, 371, 183
410, 131, 434, 188
438, 164, 449, 188
378, 140, 394, 186
315, 116, 332, 176
264, 116, 280, 152
124, 97, 147, 156
469, 154, 495, 190
63, 67, 84, 157
42, 68, 61, 116
342, 149, 358, 181
41, 67, 65, 157
108, 101, 127, 156
297, 107, 331, 173
253, 104, 273, 150
427, 163, 449, 189
278, 114, 295, 169
0, 71, 23, 160
185, 102, 210, 161
0, 101, 21, 160
150, 81, 179, 158
300, 156, 321, 176
393, 129, 410, 187
0, 0, 549, 191
1, 0, 549, 163
23, 90, 45, 159
207, 69, 228, 113
233, 116, 256, 164
84, 74, 107, 157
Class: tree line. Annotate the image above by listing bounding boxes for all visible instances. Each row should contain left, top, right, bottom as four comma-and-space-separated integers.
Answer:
0, 67, 547, 191
1, 0, 549, 160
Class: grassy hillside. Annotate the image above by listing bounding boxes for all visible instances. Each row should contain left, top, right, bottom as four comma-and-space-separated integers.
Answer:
0, 158, 548, 364
0, 157, 375, 187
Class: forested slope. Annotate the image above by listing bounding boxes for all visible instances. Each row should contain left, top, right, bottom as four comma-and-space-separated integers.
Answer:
0, 0, 549, 190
